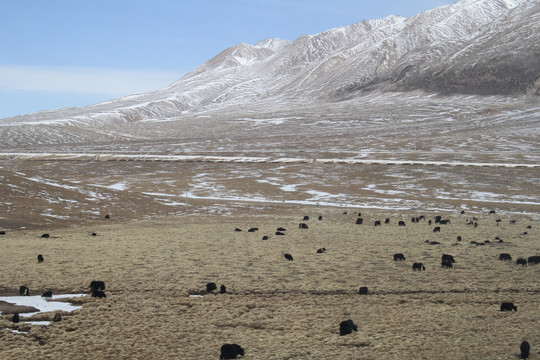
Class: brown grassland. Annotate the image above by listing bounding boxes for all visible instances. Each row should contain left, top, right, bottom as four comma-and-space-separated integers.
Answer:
1, 205, 539, 359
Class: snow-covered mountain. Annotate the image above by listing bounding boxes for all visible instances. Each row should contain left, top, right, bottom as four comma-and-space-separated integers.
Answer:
1, 0, 539, 151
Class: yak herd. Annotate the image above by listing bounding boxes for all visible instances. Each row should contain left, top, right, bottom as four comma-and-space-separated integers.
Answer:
229, 210, 537, 359
3, 209, 537, 359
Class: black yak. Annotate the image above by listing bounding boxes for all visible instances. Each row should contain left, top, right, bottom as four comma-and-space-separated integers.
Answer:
220, 344, 244, 359
37, 254, 44, 263
499, 253, 512, 261
358, 287, 368, 295
393, 253, 406, 261
339, 319, 358, 336
206, 282, 217, 292
500, 302, 517, 311
520, 341, 530, 359
412, 262, 425, 271
284, 254, 293, 261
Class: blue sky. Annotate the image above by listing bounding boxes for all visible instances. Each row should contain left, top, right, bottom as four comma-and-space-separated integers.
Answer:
0, 0, 454, 119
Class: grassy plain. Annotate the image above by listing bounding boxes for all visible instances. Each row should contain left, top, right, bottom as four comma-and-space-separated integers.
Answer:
0, 208, 539, 359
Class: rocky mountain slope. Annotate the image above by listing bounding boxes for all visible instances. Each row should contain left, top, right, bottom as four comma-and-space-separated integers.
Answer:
0, 0, 539, 151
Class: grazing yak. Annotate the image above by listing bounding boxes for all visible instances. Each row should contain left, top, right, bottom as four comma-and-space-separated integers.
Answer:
53, 313, 62, 322
358, 287, 368, 295
393, 253, 406, 261
385, 218, 390, 224
275, 231, 286, 236
206, 282, 217, 292
277, 227, 286, 232
398, 221, 406, 227
0, 230, 5, 235
499, 253, 512, 261
412, 262, 425, 271
37, 254, 44, 263
220, 285, 227, 294
316, 248, 326, 254
374, 220, 381, 226
234, 228, 242, 232
433, 226, 441, 232
19, 286, 29, 296
339, 319, 358, 336
528, 256, 540, 265
520, 341, 530, 359
303, 216, 309, 221
42, 290, 53, 299
356, 218, 363, 225
500, 302, 517, 311
41, 233, 50, 238
220, 343, 244, 359
12, 312, 20, 323
91, 232, 97, 236
248, 227, 258, 232
262, 235, 269, 240
90, 280, 106, 291
284, 254, 294, 261
318, 215, 323, 221
516, 258, 527, 266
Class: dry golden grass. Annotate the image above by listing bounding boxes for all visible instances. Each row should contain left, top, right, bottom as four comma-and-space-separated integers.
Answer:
1, 209, 539, 359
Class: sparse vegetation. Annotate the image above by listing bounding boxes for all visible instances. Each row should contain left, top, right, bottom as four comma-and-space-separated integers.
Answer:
1, 210, 538, 359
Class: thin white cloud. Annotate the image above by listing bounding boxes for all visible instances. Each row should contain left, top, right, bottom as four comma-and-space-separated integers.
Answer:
0, 65, 181, 96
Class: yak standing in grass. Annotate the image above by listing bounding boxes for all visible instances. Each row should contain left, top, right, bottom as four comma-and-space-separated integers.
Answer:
339, 319, 358, 336
393, 253, 406, 261
206, 282, 217, 292
358, 287, 368, 295
500, 302, 517, 311
520, 341, 530, 359
220, 344, 244, 359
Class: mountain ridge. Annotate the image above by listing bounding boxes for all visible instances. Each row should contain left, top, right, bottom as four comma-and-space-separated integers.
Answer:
1, 0, 539, 152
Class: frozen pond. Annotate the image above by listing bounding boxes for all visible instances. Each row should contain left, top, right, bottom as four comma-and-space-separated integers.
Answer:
1, 293, 85, 327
